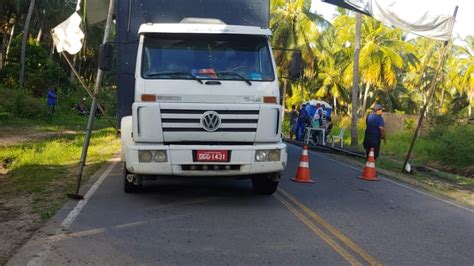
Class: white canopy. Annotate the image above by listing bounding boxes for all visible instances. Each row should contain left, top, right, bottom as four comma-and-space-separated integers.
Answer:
308, 100, 333, 109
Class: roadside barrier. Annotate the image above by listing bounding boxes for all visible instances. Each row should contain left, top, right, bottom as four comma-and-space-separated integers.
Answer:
359, 147, 379, 181
291, 145, 315, 184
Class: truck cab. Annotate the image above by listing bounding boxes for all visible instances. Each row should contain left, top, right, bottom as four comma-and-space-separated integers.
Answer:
120, 18, 287, 194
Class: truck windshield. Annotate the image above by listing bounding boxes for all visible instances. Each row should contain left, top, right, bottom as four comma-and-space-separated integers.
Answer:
141, 34, 275, 82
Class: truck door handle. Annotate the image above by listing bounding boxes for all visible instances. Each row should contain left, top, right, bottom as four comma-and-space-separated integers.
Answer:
205, 81, 221, 85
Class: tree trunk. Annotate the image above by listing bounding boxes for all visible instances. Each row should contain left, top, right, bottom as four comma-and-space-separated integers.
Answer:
5, 23, 16, 66
19, 0, 36, 91
333, 96, 337, 115
469, 94, 473, 118
438, 86, 445, 113
362, 83, 370, 114
36, 27, 43, 42
351, 13, 361, 148
0, 34, 7, 69
70, 55, 77, 81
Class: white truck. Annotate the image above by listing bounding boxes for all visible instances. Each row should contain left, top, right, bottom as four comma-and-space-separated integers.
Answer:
114, 0, 300, 194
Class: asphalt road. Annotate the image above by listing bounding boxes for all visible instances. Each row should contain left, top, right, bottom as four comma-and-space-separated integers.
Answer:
9, 143, 474, 265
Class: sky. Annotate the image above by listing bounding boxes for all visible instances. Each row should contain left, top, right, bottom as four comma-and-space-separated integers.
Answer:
310, 0, 474, 39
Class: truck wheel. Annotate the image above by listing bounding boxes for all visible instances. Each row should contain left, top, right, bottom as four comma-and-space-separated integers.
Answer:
123, 163, 141, 193
251, 173, 280, 195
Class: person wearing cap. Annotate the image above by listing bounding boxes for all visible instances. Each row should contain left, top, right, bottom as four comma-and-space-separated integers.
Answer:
363, 104, 387, 159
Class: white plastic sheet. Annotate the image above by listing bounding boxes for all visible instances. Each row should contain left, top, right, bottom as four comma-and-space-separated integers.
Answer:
51, 12, 84, 55
323, 0, 456, 40
370, 0, 455, 41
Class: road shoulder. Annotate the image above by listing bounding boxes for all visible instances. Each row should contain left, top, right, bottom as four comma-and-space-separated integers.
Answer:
285, 140, 474, 210
6, 157, 120, 266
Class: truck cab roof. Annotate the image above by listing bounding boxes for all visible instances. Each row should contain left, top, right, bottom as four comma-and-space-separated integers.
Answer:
138, 22, 272, 36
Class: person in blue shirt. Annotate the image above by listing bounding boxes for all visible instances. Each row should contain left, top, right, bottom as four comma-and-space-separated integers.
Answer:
47, 87, 57, 114
295, 103, 309, 141
305, 101, 316, 118
363, 104, 387, 159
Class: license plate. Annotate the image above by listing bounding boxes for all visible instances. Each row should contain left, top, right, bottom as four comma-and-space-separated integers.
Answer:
195, 150, 229, 162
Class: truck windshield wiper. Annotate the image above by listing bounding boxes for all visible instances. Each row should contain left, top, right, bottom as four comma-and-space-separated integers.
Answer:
145, 72, 203, 84
216, 71, 252, 86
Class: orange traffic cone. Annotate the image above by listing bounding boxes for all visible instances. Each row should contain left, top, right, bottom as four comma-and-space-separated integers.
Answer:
291, 145, 314, 183
359, 147, 379, 181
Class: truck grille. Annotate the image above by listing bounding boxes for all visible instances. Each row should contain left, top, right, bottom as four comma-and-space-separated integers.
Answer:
160, 109, 259, 132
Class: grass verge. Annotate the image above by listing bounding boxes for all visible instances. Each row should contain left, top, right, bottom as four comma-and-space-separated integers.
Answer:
0, 127, 120, 220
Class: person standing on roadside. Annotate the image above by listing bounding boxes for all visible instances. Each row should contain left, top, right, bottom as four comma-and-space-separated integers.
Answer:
363, 104, 387, 159
47, 87, 58, 114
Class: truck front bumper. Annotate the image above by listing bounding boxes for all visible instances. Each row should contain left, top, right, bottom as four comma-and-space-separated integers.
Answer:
125, 143, 287, 176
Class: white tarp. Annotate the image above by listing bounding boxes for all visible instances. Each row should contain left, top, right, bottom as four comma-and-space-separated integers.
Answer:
370, 0, 455, 41
86, 0, 110, 25
51, 12, 84, 55
323, 0, 456, 41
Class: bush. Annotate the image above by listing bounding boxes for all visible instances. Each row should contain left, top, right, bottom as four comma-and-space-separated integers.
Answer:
0, 86, 48, 119
426, 124, 474, 168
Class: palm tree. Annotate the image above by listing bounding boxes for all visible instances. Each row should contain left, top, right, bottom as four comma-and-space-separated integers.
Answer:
313, 27, 350, 114
270, 0, 330, 104
336, 15, 417, 114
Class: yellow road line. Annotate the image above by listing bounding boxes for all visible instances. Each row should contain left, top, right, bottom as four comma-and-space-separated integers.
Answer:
278, 189, 381, 266
274, 193, 362, 266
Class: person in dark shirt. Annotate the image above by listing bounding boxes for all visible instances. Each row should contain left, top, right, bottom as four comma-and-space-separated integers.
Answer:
363, 104, 387, 159
47, 87, 57, 114
295, 103, 309, 141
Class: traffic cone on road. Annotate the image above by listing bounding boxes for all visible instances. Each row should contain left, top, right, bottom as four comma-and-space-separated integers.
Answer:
359, 147, 379, 181
291, 145, 314, 184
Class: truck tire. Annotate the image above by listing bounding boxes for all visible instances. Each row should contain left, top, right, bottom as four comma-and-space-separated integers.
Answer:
251, 173, 280, 195
123, 163, 141, 193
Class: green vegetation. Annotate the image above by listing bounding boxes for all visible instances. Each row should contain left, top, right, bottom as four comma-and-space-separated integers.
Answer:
271, 2, 473, 118
0, 128, 119, 220
284, 113, 474, 178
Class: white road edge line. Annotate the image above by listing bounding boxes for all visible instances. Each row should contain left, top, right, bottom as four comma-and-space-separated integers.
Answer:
61, 160, 118, 228
286, 143, 474, 214
26, 160, 119, 266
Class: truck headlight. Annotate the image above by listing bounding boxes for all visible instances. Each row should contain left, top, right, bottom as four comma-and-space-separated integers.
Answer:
154, 150, 168, 162
255, 149, 281, 162
268, 150, 280, 161
139, 150, 153, 162
255, 150, 268, 162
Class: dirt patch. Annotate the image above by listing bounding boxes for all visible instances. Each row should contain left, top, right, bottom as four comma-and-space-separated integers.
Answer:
0, 128, 78, 147
425, 162, 474, 179
0, 197, 41, 265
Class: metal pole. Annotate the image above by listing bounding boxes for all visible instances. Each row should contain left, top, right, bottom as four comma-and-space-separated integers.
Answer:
402, 6, 458, 172
62, 53, 120, 133
350, 12, 361, 147
68, 0, 115, 199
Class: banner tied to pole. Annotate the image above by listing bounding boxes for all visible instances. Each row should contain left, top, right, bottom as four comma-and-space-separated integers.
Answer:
322, 0, 456, 41
51, 12, 84, 55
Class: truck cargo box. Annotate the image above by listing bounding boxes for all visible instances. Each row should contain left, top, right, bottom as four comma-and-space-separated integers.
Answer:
115, 0, 270, 120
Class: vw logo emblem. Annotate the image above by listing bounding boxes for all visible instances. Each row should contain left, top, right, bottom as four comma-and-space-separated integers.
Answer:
201, 111, 221, 132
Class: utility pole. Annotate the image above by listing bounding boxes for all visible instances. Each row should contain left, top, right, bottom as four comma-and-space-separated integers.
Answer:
402, 6, 458, 172
351, 12, 361, 147
68, 0, 116, 199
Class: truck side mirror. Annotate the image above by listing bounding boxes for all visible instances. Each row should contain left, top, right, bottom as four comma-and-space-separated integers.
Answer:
289, 52, 302, 80
98, 43, 113, 71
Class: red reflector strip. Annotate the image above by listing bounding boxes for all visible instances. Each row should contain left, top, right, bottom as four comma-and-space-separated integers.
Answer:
141, 94, 156, 102
263, 96, 277, 104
